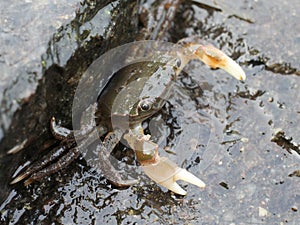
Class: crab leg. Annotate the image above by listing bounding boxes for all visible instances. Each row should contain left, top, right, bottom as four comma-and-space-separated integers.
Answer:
10, 144, 72, 185
98, 131, 139, 187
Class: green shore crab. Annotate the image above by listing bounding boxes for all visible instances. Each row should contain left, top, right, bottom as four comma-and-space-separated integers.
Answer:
10, 37, 245, 195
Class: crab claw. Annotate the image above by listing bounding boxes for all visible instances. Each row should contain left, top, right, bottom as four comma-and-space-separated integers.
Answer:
124, 131, 205, 195
142, 156, 205, 195
193, 44, 246, 81
179, 38, 246, 81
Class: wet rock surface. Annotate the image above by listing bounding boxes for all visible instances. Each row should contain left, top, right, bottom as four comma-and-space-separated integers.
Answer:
1, 0, 300, 224
0, 0, 138, 214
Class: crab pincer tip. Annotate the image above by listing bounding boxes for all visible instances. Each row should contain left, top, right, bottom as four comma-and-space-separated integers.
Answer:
174, 168, 206, 189
222, 57, 246, 81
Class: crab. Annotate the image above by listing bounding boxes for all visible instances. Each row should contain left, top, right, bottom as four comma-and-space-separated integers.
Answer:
9, 37, 245, 195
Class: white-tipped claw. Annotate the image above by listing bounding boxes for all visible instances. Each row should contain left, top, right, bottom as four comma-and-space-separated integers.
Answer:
194, 44, 246, 81
182, 41, 246, 81
216, 53, 246, 81
142, 157, 205, 195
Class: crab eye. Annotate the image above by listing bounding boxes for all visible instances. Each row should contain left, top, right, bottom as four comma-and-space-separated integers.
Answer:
138, 100, 152, 111
176, 58, 181, 68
